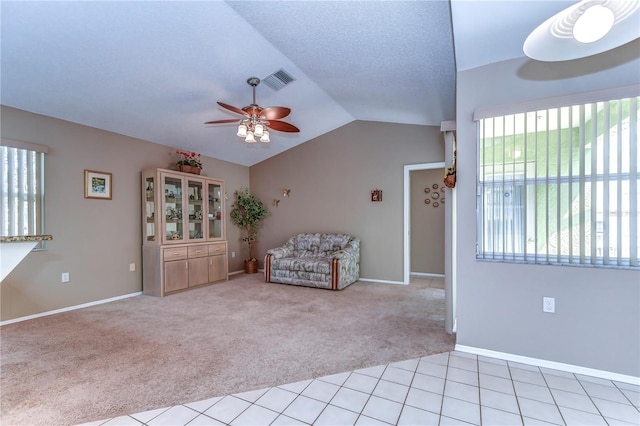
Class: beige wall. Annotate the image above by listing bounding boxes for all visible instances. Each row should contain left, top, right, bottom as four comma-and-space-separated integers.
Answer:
410, 169, 445, 275
249, 120, 444, 282
1, 106, 249, 321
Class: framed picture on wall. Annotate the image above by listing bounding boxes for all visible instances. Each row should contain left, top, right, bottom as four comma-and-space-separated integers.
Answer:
84, 169, 112, 200
371, 189, 382, 202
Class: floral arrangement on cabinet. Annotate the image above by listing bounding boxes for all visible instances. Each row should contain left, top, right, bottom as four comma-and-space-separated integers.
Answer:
175, 150, 202, 173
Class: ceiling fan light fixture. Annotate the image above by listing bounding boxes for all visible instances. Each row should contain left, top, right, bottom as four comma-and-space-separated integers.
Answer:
254, 123, 264, 137
245, 131, 256, 143
573, 4, 614, 43
237, 124, 247, 137
260, 130, 270, 143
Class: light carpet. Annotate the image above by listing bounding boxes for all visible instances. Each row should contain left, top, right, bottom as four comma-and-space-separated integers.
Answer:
0, 274, 454, 426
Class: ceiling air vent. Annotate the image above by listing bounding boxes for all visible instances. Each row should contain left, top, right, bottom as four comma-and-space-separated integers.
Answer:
263, 69, 296, 91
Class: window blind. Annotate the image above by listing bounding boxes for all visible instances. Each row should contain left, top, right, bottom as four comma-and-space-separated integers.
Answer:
477, 96, 639, 268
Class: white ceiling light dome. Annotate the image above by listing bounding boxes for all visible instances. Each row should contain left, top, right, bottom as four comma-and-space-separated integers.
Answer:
524, 0, 640, 62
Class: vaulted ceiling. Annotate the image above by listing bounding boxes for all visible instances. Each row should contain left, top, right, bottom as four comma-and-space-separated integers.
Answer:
1, 1, 591, 166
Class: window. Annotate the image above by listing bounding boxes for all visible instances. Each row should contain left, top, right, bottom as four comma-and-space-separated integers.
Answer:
1, 139, 47, 248
476, 94, 638, 268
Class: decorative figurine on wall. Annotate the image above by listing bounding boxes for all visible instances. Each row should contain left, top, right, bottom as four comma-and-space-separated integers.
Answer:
283, 188, 291, 197
371, 189, 383, 202
273, 199, 280, 207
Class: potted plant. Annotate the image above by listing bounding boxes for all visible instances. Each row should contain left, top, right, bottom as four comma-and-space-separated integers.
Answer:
229, 188, 269, 273
175, 150, 202, 175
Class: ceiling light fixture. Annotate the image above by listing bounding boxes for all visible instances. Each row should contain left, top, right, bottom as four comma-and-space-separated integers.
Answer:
523, 0, 640, 62
236, 78, 270, 144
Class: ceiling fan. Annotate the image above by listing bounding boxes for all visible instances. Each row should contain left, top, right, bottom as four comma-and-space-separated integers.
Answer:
205, 77, 299, 143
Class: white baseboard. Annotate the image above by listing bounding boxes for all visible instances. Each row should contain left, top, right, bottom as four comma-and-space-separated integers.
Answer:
358, 278, 406, 285
455, 344, 640, 386
228, 269, 248, 276
0, 291, 143, 327
411, 272, 445, 278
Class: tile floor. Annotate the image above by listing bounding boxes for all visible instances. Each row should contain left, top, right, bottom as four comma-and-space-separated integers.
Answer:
81, 350, 640, 426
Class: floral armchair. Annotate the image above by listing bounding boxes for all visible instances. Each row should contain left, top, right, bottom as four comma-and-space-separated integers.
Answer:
265, 233, 360, 290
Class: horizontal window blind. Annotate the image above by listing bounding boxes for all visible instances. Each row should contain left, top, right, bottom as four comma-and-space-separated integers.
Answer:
477, 96, 639, 268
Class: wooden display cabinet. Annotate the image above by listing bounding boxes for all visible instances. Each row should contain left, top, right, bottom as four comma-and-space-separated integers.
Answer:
141, 168, 227, 296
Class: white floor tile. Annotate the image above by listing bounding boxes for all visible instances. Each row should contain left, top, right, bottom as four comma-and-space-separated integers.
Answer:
330, 387, 371, 413
448, 354, 478, 372
355, 364, 386, 379
446, 366, 479, 386
255, 387, 298, 413
372, 379, 410, 403
513, 381, 554, 404
592, 397, 640, 424
128, 406, 171, 423
481, 406, 524, 425
478, 360, 511, 379
184, 397, 223, 413
301, 379, 340, 403
559, 405, 608, 426
318, 371, 351, 386
147, 405, 199, 425
439, 415, 475, 425
544, 374, 586, 394
271, 414, 309, 425
480, 388, 520, 414
444, 380, 479, 404
278, 379, 312, 394
416, 360, 448, 379
282, 395, 327, 424
229, 404, 279, 425
441, 396, 480, 425
314, 405, 359, 426
361, 395, 403, 424
583, 381, 630, 404
101, 416, 144, 426
203, 396, 251, 424
480, 373, 516, 395
354, 414, 389, 425
621, 388, 640, 407
411, 372, 445, 394
510, 368, 546, 387
187, 414, 227, 425
343, 372, 379, 394
517, 398, 564, 425
404, 387, 442, 414
397, 405, 440, 425
389, 358, 419, 372
420, 352, 449, 366
232, 387, 269, 403
550, 388, 599, 413
381, 366, 415, 386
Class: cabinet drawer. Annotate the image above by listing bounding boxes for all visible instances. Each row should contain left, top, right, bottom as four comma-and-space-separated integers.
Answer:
163, 247, 188, 261
188, 245, 208, 258
208, 243, 226, 255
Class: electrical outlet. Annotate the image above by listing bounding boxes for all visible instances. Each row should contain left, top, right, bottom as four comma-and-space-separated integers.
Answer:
543, 297, 555, 313
61, 272, 70, 283
129, 263, 136, 272
231, 251, 236, 258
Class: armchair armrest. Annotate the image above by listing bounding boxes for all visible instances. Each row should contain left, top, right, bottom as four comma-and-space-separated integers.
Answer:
266, 246, 293, 259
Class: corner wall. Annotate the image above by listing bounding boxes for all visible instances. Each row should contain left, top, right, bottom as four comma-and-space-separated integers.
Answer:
1, 106, 249, 321
249, 120, 444, 282
455, 52, 640, 376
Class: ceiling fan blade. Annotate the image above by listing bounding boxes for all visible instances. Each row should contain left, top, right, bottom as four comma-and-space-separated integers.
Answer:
204, 119, 240, 124
267, 120, 300, 133
217, 101, 249, 117
261, 106, 291, 120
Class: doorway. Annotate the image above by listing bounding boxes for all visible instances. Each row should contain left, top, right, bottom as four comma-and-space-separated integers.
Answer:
404, 162, 455, 334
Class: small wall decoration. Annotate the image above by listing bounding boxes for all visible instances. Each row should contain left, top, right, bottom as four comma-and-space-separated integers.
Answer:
424, 199, 430, 205
424, 183, 445, 208
283, 188, 291, 197
371, 189, 383, 202
84, 170, 112, 200
273, 199, 280, 207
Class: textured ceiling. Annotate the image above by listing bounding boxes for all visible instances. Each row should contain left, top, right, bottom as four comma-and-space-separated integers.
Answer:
3, 1, 618, 167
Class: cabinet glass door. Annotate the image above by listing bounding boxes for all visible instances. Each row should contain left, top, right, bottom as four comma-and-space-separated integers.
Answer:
145, 176, 156, 242
187, 179, 204, 241
208, 182, 222, 239
163, 175, 183, 241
